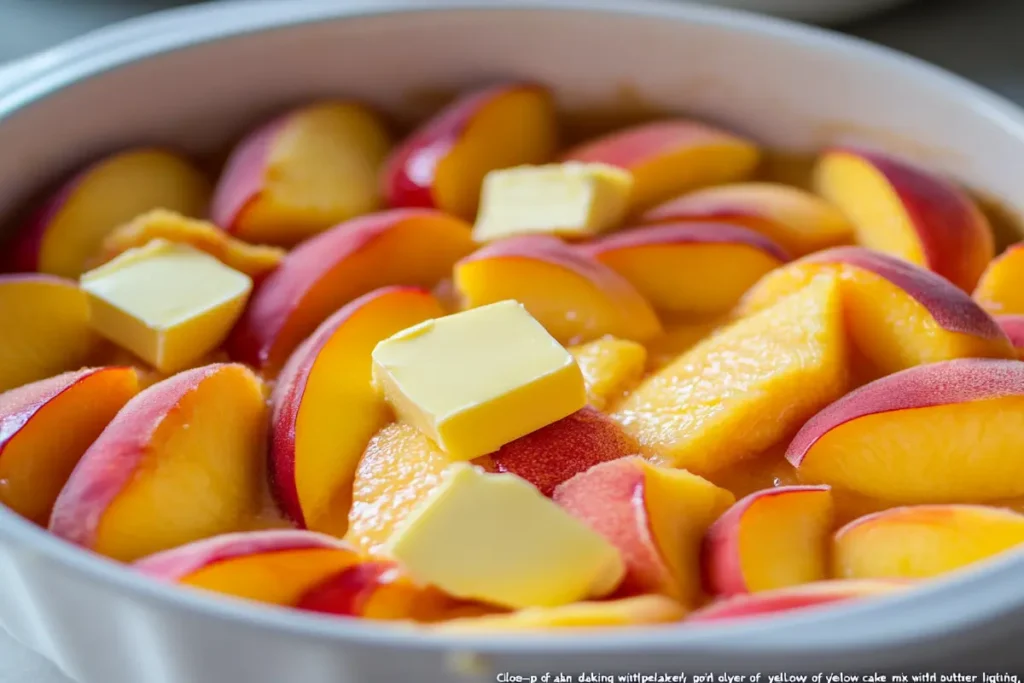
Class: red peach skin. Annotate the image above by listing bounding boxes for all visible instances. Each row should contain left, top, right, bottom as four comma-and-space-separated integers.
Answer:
688, 579, 906, 623
995, 315, 1024, 358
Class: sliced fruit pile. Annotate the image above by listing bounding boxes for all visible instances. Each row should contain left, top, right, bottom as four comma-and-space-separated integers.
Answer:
2, 82, 1023, 630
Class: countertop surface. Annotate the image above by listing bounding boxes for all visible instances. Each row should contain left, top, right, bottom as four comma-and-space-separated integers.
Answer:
1, 0, 1024, 680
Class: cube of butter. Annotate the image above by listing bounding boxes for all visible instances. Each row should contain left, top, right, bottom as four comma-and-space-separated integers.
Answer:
80, 239, 252, 373
386, 463, 624, 608
472, 162, 633, 243
371, 300, 586, 460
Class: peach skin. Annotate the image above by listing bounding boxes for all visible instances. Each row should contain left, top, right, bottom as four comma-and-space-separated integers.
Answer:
94, 209, 284, 280
554, 456, 735, 603
612, 275, 848, 476
0, 367, 139, 524
579, 222, 789, 315
995, 315, 1024, 358
13, 148, 210, 278
787, 358, 1024, 503
0, 275, 103, 393
50, 364, 268, 562
561, 120, 761, 212
702, 485, 834, 597
382, 83, 558, 220
488, 406, 640, 496
435, 595, 686, 631
229, 209, 473, 375
270, 286, 445, 535
740, 246, 1013, 378
641, 182, 853, 257
973, 243, 1024, 315
211, 101, 391, 246
453, 235, 662, 345
568, 337, 647, 410
687, 579, 906, 623
832, 505, 1024, 580
815, 147, 994, 291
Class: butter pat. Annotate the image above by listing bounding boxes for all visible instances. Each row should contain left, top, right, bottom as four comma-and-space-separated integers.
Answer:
81, 239, 252, 372
371, 300, 586, 460
386, 463, 624, 608
473, 162, 633, 243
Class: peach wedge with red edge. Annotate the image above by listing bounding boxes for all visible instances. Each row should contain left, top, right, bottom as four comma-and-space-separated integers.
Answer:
702, 485, 834, 597
612, 274, 848, 476
554, 456, 735, 603
381, 83, 558, 220
453, 235, 661, 345
297, 561, 458, 621
435, 595, 686, 631
228, 209, 473, 375
561, 120, 761, 213
973, 242, 1024, 315
579, 222, 789, 316
787, 359, 1024, 503
50, 363, 267, 562
13, 148, 210, 278
270, 286, 445, 535
640, 182, 853, 257
0, 367, 139, 524
995, 315, 1024, 358
687, 579, 906, 623
740, 246, 1014, 378
0, 275, 103, 393
489, 406, 640, 497
814, 147, 994, 291
568, 336, 647, 410
211, 101, 391, 246
833, 505, 1024, 581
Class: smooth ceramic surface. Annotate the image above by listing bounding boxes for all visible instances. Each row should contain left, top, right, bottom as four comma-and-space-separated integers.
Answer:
2, 1, 1024, 681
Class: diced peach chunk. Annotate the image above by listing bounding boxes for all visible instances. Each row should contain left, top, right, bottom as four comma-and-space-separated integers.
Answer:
0, 367, 139, 524
435, 596, 685, 631
703, 485, 834, 597
687, 579, 906, 623
561, 120, 760, 212
613, 275, 848, 475
973, 243, 1024, 314
579, 222, 788, 315
454, 236, 661, 344
270, 287, 445, 534
815, 147, 994, 291
229, 209, 474, 374
641, 182, 853, 257
382, 83, 558, 219
569, 337, 647, 410
554, 456, 734, 603
788, 359, 1024, 503
50, 364, 267, 561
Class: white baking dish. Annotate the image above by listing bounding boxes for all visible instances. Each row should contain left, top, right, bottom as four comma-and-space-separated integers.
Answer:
2, 1, 1024, 681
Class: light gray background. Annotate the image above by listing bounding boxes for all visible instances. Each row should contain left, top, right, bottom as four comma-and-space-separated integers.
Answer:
0, 0, 1022, 680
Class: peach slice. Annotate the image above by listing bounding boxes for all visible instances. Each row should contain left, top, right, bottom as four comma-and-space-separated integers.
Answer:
832, 505, 1024, 580
612, 275, 848, 475
554, 456, 735, 603
569, 337, 647, 410
740, 247, 1013, 378
0, 367, 139, 524
229, 209, 473, 374
995, 315, 1024, 358
454, 235, 661, 344
345, 422, 455, 557
382, 83, 558, 220
687, 579, 906, 623
94, 209, 284, 280
644, 317, 730, 371
296, 561, 451, 620
561, 120, 760, 212
579, 222, 789, 315
641, 182, 853, 257
13, 148, 210, 278
489, 406, 640, 497
815, 147, 994, 291
435, 595, 686, 631
703, 485, 834, 597
787, 358, 1024, 503
270, 286, 445, 535
211, 101, 391, 246
0, 275, 103, 393
973, 243, 1024, 314
50, 364, 267, 562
